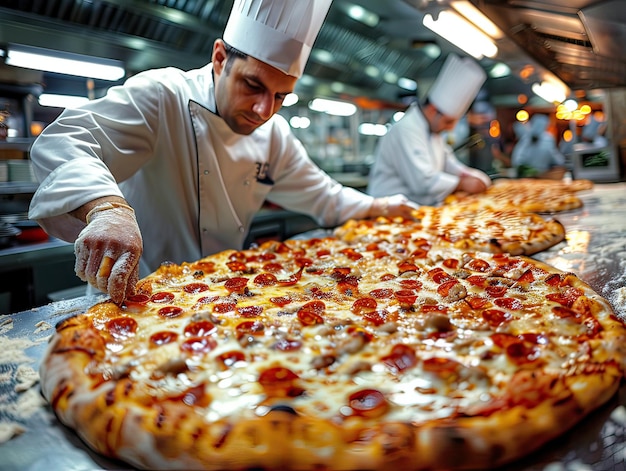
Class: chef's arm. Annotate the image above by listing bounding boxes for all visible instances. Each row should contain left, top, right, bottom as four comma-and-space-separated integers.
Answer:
70, 196, 132, 224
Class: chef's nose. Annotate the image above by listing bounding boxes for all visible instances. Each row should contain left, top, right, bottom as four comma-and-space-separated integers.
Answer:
252, 93, 274, 120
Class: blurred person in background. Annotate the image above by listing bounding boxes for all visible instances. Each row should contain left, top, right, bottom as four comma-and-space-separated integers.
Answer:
367, 54, 491, 206
511, 113, 567, 179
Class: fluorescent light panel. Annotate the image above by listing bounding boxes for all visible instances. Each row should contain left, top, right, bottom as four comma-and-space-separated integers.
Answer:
6, 44, 125, 81
39, 94, 90, 108
423, 11, 498, 59
450, 1, 504, 39
308, 98, 357, 117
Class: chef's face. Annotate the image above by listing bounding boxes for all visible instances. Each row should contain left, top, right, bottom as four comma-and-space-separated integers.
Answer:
427, 105, 458, 134
212, 39, 297, 135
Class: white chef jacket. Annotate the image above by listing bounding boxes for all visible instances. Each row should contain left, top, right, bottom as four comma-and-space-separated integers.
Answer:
28, 64, 373, 278
511, 132, 566, 173
367, 103, 474, 206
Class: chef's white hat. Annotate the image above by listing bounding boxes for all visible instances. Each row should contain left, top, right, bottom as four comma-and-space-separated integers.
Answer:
427, 54, 487, 119
223, 0, 332, 78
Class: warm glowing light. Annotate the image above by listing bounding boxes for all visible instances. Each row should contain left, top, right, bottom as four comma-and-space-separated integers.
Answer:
423, 11, 497, 59
516, 109, 530, 122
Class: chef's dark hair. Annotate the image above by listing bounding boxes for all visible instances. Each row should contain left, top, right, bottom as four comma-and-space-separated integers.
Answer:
222, 41, 248, 74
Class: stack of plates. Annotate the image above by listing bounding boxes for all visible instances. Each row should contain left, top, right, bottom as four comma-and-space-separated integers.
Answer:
7, 160, 36, 182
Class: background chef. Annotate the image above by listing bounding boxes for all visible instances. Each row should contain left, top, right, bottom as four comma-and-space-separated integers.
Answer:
367, 54, 492, 206
28, 0, 418, 304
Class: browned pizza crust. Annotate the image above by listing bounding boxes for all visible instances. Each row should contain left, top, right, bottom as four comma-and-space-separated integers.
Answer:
40, 236, 626, 470
335, 207, 565, 256
445, 179, 585, 213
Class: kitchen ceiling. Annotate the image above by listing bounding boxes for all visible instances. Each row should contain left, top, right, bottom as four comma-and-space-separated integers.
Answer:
0, 0, 624, 108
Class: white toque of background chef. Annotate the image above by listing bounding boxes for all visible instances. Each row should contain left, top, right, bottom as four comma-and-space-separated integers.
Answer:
28, 0, 419, 304
367, 53, 492, 206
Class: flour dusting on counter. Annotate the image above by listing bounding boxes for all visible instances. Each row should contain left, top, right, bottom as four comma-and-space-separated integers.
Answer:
0, 320, 54, 444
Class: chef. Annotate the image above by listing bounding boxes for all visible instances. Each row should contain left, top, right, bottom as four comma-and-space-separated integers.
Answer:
511, 113, 566, 179
367, 54, 492, 206
28, 0, 418, 304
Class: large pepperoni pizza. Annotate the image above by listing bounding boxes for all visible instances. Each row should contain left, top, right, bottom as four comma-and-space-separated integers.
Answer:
40, 227, 626, 470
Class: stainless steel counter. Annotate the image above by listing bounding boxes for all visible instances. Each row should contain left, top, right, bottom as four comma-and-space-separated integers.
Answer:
1, 183, 625, 471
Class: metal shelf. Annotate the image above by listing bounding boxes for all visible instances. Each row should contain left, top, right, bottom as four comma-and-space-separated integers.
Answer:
0, 181, 38, 194
0, 137, 34, 152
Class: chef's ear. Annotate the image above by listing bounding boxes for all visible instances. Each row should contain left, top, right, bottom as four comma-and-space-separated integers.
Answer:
213, 39, 228, 75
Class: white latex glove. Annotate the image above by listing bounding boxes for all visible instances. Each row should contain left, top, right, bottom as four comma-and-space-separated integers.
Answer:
369, 194, 420, 219
74, 203, 143, 304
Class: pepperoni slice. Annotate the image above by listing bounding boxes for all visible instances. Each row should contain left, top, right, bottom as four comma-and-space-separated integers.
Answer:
236, 305, 263, 318
466, 275, 487, 287
399, 279, 422, 290
262, 262, 284, 273
184, 320, 216, 337
465, 295, 489, 309
158, 306, 184, 318
398, 261, 418, 274
297, 300, 325, 325
235, 321, 265, 339
295, 256, 314, 267
443, 258, 460, 269
466, 258, 491, 272
422, 357, 463, 378
382, 344, 417, 372
348, 389, 388, 418
494, 297, 523, 310
340, 248, 363, 261
270, 296, 291, 307
369, 288, 393, 299
486, 285, 508, 298
213, 301, 236, 313
106, 317, 138, 339
151, 292, 175, 303
516, 269, 535, 283
226, 261, 247, 272
337, 277, 359, 295
150, 331, 179, 346
482, 309, 512, 326
124, 294, 150, 307
546, 287, 583, 308
437, 279, 459, 297
351, 297, 377, 314
183, 282, 210, 294
216, 350, 246, 368
253, 273, 278, 286
181, 336, 217, 354
224, 277, 249, 294
428, 267, 454, 284
258, 367, 303, 398
362, 309, 391, 326
331, 267, 352, 279
394, 289, 417, 308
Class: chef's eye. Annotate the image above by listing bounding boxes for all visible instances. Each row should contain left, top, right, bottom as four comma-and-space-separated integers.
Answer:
245, 80, 263, 92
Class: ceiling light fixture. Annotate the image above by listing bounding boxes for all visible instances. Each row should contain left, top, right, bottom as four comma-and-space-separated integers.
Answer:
38, 94, 90, 108
450, 1, 504, 39
308, 98, 357, 117
531, 76, 568, 104
423, 10, 498, 59
5, 44, 125, 81
346, 4, 379, 27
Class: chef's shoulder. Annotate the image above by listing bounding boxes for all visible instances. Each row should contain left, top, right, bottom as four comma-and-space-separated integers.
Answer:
122, 65, 212, 102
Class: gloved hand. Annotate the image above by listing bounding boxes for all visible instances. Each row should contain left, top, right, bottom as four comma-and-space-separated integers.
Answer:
74, 202, 143, 304
457, 168, 491, 194
369, 194, 420, 219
